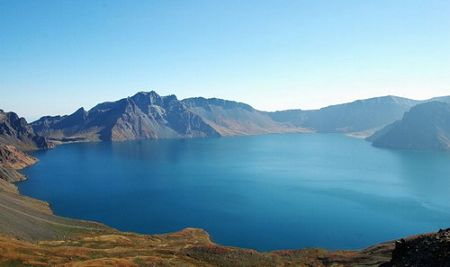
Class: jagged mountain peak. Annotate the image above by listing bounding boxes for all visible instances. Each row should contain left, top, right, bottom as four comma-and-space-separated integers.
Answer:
129, 91, 178, 107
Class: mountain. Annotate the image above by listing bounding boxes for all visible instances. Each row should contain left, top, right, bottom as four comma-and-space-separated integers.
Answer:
369, 101, 450, 150
268, 96, 419, 134
32, 91, 221, 141
31, 92, 450, 142
0, 110, 50, 188
32, 91, 306, 141
182, 97, 304, 135
0, 110, 51, 151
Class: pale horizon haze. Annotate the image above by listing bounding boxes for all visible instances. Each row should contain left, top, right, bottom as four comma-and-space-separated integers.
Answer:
1, 0, 450, 121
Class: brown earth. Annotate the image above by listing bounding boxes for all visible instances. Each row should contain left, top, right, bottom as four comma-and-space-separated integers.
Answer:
0, 227, 396, 267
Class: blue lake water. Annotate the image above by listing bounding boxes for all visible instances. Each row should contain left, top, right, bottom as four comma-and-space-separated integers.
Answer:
20, 134, 450, 251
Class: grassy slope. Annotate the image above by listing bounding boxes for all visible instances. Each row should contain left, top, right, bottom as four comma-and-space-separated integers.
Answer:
0, 227, 394, 267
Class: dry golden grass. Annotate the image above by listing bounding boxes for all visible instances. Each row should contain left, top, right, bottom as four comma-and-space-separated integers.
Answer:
0, 227, 394, 267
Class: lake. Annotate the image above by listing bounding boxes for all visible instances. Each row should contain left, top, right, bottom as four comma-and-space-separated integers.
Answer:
19, 134, 450, 251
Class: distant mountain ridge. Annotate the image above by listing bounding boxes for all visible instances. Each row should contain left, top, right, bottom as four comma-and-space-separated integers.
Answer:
268, 96, 420, 134
369, 101, 450, 150
30, 91, 450, 148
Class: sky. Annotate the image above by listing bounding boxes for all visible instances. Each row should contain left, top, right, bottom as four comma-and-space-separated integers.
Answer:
1, 0, 450, 121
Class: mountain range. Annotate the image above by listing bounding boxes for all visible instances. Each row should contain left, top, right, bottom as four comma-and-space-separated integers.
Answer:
29, 91, 450, 151
31, 91, 307, 142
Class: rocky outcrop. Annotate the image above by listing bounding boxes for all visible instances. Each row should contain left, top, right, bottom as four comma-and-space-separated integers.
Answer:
0, 110, 51, 151
0, 144, 37, 170
381, 228, 450, 267
0, 144, 37, 193
370, 101, 450, 150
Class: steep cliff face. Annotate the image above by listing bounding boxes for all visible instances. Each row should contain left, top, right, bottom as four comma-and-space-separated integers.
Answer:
381, 228, 450, 267
0, 144, 37, 186
32, 91, 220, 141
0, 110, 48, 189
0, 144, 37, 170
370, 101, 450, 150
0, 110, 51, 151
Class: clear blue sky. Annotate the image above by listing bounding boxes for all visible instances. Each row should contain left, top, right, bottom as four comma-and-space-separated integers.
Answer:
1, 0, 449, 121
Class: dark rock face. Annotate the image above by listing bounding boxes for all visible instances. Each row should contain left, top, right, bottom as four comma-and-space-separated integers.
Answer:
0, 110, 51, 151
381, 228, 450, 267
370, 101, 450, 150
32, 91, 221, 141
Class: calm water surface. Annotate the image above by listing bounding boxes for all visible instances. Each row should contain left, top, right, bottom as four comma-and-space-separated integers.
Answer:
20, 134, 450, 251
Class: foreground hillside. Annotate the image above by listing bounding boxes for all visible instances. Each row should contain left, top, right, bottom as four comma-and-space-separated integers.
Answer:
0, 227, 396, 267
1, 219, 449, 266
